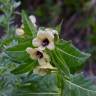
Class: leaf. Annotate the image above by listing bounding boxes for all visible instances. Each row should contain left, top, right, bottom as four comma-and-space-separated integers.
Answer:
56, 40, 90, 73
5, 51, 32, 63
49, 48, 70, 78
63, 73, 96, 96
55, 20, 63, 34
11, 61, 37, 74
22, 10, 37, 38
6, 40, 32, 51
0, 72, 20, 96
12, 73, 60, 96
0, 37, 14, 49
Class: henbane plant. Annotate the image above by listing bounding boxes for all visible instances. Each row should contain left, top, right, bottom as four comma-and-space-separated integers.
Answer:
1, 8, 96, 96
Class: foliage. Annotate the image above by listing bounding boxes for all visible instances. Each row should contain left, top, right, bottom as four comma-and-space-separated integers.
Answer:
0, 0, 96, 96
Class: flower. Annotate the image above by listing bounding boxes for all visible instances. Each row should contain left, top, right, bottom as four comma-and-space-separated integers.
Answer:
33, 62, 56, 76
45, 28, 58, 35
26, 47, 49, 65
32, 28, 55, 50
16, 28, 24, 36
29, 15, 37, 27
21, 24, 24, 29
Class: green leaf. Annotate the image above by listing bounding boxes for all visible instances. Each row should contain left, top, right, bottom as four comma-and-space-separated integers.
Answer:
56, 40, 90, 73
11, 61, 37, 74
12, 73, 60, 96
49, 48, 70, 78
5, 51, 32, 63
22, 10, 37, 38
63, 73, 96, 96
55, 20, 63, 34
6, 40, 32, 51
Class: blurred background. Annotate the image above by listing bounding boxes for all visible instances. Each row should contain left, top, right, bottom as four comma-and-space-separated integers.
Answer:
0, 0, 96, 76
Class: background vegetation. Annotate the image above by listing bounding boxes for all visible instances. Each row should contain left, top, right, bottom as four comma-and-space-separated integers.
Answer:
0, 0, 96, 96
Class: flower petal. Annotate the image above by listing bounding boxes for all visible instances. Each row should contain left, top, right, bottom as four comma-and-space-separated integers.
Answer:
21, 24, 24, 29
33, 66, 46, 76
47, 42, 55, 50
26, 47, 33, 54
16, 28, 24, 36
45, 28, 58, 35
43, 53, 50, 62
37, 30, 46, 39
26, 47, 37, 60
45, 31, 54, 40
38, 53, 50, 65
32, 38, 41, 47
38, 59, 46, 66
52, 30, 58, 35
33, 62, 56, 76
40, 63, 55, 70
37, 29, 54, 40
29, 15, 36, 24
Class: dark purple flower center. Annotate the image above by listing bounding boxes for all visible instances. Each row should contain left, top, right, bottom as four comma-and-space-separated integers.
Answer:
36, 51, 43, 59
42, 38, 49, 47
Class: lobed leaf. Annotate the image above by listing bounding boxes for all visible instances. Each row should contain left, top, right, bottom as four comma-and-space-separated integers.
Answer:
22, 10, 37, 38
63, 73, 96, 96
49, 48, 70, 78
56, 40, 90, 73
11, 61, 37, 74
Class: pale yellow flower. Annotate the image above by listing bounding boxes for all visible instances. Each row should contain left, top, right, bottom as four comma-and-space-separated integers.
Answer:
29, 15, 37, 27
33, 62, 56, 76
32, 29, 55, 50
16, 28, 24, 36
21, 24, 24, 29
26, 47, 49, 65
45, 28, 58, 35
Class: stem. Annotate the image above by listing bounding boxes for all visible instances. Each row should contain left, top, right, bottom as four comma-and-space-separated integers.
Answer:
60, 77, 64, 96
